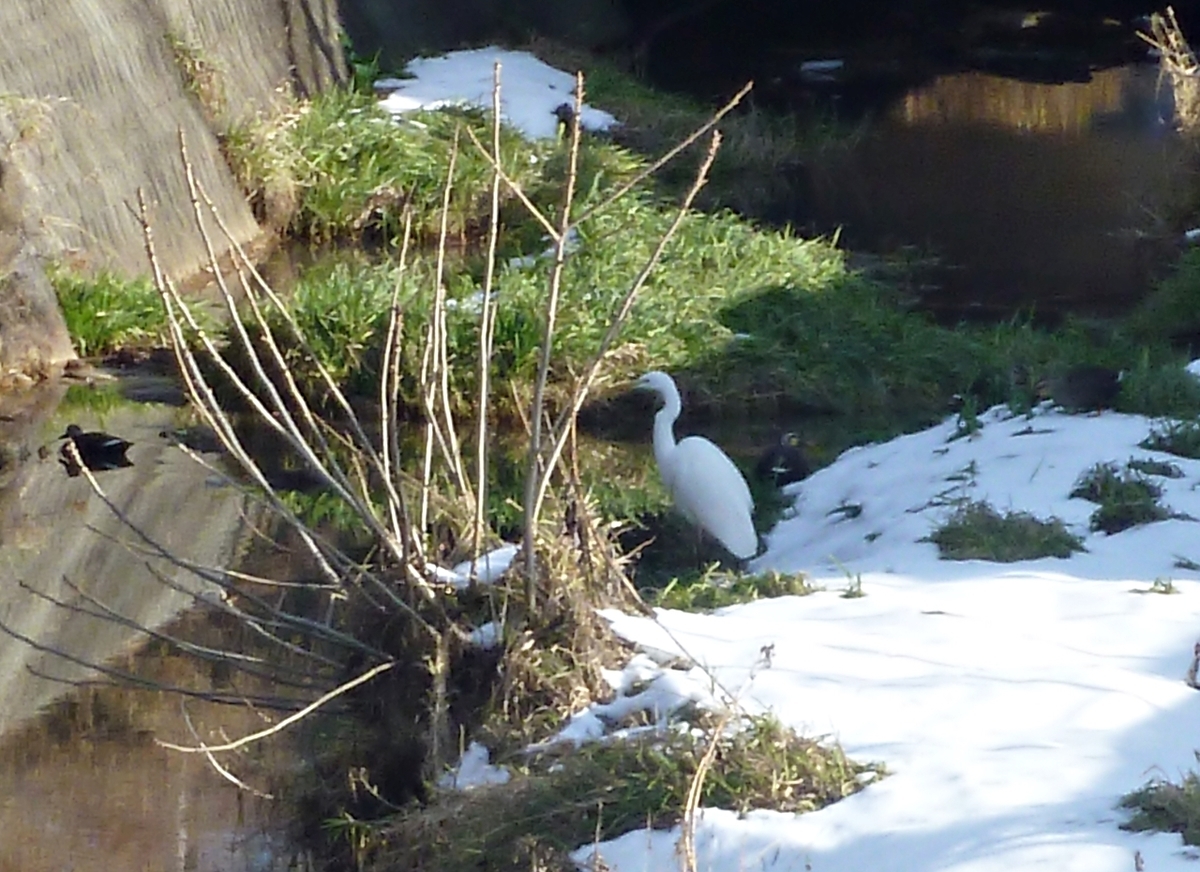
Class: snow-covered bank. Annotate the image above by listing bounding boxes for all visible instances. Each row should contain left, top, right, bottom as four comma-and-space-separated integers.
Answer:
581, 405, 1200, 872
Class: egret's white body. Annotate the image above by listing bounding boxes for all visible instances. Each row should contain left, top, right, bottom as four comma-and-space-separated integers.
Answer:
635, 371, 758, 559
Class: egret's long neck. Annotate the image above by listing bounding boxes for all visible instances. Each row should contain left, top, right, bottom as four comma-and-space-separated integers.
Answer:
652, 388, 681, 472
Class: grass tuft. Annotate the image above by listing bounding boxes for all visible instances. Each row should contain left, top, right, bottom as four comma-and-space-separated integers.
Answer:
925, 500, 1083, 561
1070, 462, 1169, 534
649, 569, 816, 612
49, 267, 173, 357
221, 90, 547, 240
1127, 457, 1184, 478
1141, 420, 1200, 459
376, 714, 882, 872
165, 33, 226, 121
1122, 770, 1200, 845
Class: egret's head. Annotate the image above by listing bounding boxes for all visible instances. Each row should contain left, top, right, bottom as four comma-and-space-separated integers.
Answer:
634, 370, 675, 398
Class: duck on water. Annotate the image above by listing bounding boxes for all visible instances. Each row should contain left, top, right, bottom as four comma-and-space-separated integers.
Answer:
59, 424, 134, 476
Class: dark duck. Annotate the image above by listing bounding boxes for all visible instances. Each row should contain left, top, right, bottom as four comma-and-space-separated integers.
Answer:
754, 432, 811, 488
59, 424, 134, 476
1036, 366, 1122, 413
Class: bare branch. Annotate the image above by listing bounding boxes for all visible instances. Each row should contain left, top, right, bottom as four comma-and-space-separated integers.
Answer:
157, 661, 395, 753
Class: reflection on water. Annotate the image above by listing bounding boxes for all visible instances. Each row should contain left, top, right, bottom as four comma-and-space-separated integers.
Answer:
0, 383, 295, 870
806, 64, 1187, 320
0, 679, 298, 872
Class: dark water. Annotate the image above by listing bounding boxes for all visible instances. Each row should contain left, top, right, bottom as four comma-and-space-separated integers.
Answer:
802, 64, 1188, 321
0, 383, 296, 871
640, 4, 1196, 322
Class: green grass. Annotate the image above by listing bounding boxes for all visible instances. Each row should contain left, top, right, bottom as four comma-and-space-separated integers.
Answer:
925, 500, 1084, 561
524, 39, 859, 215
243, 186, 854, 417
1127, 246, 1200, 343
58, 382, 130, 416
376, 714, 881, 872
1142, 419, 1200, 460
1142, 420, 1200, 459
1113, 355, 1200, 418
49, 267, 172, 357
1070, 462, 1170, 534
707, 281, 988, 421
1122, 772, 1200, 845
219, 83, 1200, 445
1127, 457, 1184, 478
221, 90, 551, 241
649, 569, 816, 611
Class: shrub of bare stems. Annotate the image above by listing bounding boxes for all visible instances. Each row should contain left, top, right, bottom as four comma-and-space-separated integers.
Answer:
90, 66, 752, 804
39, 69, 884, 872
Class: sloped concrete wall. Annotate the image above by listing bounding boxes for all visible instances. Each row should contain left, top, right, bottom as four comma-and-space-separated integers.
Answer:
0, 0, 344, 282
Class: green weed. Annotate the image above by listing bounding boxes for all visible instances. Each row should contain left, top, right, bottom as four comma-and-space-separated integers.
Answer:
524, 39, 859, 215
1122, 768, 1200, 845
1141, 420, 1200, 459
707, 280, 991, 423
378, 714, 881, 872
340, 29, 383, 96
1127, 246, 1200, 344
1127, 457, 1184, 478
49, 267, 173, 357
247, 189, 855, 415
165, 33, 226, 120
58, 382, 129, 416
1070, 462, 1169, 534
650, 569, 816, 611
222, 90, 547, 241
1113, 355, 1200, 418
925, 500, 1083, 561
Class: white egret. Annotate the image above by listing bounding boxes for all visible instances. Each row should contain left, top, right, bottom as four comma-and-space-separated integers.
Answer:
635, 371, 758, 559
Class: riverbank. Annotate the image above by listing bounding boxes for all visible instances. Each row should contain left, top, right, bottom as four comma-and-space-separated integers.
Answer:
35, 31, 1200, 872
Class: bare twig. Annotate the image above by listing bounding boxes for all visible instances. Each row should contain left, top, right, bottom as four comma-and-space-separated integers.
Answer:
180, 700, 275, 798
472, 61, 505, 567
532, 131, 724, 525
679, 711, 727, 872
158, 661, 396, 753
522, 71, 586, 600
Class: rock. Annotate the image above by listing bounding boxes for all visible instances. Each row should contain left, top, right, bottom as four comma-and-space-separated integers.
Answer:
0, 159, 75, 382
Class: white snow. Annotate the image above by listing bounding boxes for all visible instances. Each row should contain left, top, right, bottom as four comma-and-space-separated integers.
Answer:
452, 543, 519, 586
578, 403, 1200, 872
377, 48, 617, 140
466, 620, 502, 650
437, 741, 511, 790
426, 543, 520, 590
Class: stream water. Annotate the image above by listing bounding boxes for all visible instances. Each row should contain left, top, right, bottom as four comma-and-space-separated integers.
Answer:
0, 384, 301, 870
801, 62, 1189, 322
642, 3, 1196, 323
